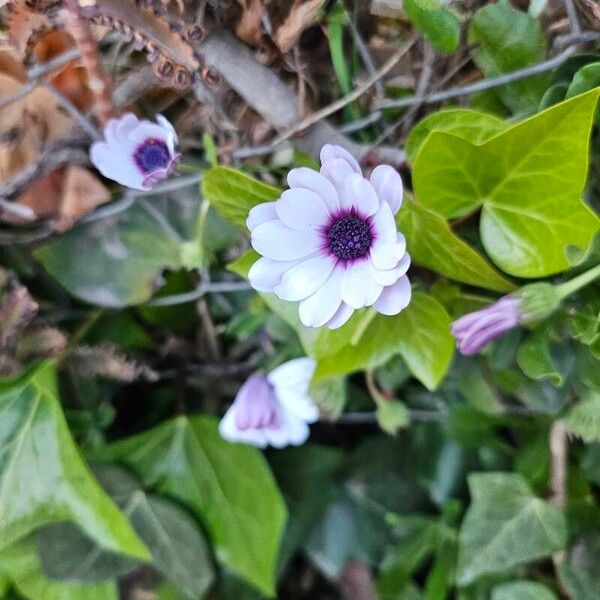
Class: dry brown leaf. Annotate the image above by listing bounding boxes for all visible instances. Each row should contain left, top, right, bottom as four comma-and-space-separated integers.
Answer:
6, 0, 56, 60
272, 0, 325, 52
235, 0, 266, 46
55, 166, 110, 231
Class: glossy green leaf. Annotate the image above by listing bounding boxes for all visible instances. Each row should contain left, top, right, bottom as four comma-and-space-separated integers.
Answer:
567, 62, 600, 99
468, 0, 548, 115
566, 393, 600, 443
405, 109, 507, 164
397, 197, 515, 292
96, 416, 286, 596
413, 89, 600, 277
404, 0, 460, 53
0, 540, 117, 600
313, 292, 454, 390
39, 465, 214, 599
457, 472, 567, 585
202, 167, 280, 230
35, 191, 207, 307
0, 363, 149, 561
492, 581, 557, 600
517, 329, 563, 386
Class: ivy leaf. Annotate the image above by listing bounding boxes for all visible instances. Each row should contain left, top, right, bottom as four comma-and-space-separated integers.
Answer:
558, 534, 600, 599
403, 0, 460, 53
202, 166, 280, 230
38, 465, 215, 600
517, 328, 563, 386
313, 292, 454, 390
0, 363, 149, 561
95, 416, 286, 596
35, 191, 209, 307
0, 540, 118, 600
492, 581, 557, 600
468, 0, 548, 115
457, 472, 567, 585
567, 62, 600, 100
565, 393, 600, 443
413, 89, 600, 277
397, 197, 515, 293
405, 108, 507, 164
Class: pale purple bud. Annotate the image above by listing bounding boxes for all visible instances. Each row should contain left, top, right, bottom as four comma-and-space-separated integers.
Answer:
451, 296, 521, 356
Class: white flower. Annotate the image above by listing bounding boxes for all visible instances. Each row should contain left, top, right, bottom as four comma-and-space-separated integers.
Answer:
90, 113, 180, 191
219, 358, 318, 449
247, 144, 411, 329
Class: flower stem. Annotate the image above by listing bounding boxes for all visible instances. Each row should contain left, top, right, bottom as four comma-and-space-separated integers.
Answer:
555, 262, 600, 299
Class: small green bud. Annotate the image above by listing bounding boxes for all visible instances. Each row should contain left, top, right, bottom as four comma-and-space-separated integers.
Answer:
517, 283, 561, 324
376, 400, 410, 435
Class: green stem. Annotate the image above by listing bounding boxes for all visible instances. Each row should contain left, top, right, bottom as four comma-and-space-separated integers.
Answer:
555, 262, 600, 299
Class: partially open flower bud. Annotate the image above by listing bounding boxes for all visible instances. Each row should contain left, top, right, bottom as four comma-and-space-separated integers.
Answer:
451, 283, 562, 356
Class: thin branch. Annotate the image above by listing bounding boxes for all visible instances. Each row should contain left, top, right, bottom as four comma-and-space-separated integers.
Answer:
42, 81, 101, 140
563, 0, 582, 35
0, 48, 81, 111
271, 34, 418, 145
144, 280, 251, 307
374, 46, 577, 111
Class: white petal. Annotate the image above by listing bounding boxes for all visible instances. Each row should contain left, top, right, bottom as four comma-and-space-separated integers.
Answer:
299, 267, 344, 328
341, 260, 383, 309
370, 165, 403, 214
248, 256, 300, 292
264, 409, 310, 448
374, 275, 412, 316
277, 390, 319, 423
156, 114, 178, 143
287, 167, 339, 213
370, 200, 397, 242
320, 144, 361, 173
247, 202, 278, 231
370, 234, 406, 270
269, 357, 316, 395
320, 158, 355, 201
251, 220, 322, 260
276, 189, 330, 230
326, 302, 354, 329
343, 173, 379, 216
90, 142, 145, 190
116, 113, 141, 140
219, 407, 268, 448
275, 255, 336, 301
371, 253, 411, 286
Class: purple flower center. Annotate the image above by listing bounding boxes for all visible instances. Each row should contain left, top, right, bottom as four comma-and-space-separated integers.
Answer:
326, 213, 372, 261
134, 138, 171, 174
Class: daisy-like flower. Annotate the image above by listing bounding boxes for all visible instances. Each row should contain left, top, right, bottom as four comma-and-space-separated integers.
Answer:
247, 144, 411, 329
219, 358, 318, 448
90, 112, 180, 191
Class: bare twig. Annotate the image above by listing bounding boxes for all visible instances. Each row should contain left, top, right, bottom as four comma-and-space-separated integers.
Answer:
42, 81, 101, 140
374, 47, 577, 111
549, 418, 569, 593
144, 280, 251, 307
563, 0, 582, 35
272, 35, 418, 145
0, 147, 89, 203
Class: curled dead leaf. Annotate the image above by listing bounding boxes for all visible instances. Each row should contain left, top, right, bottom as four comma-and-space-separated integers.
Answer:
272, 0, 325, 52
